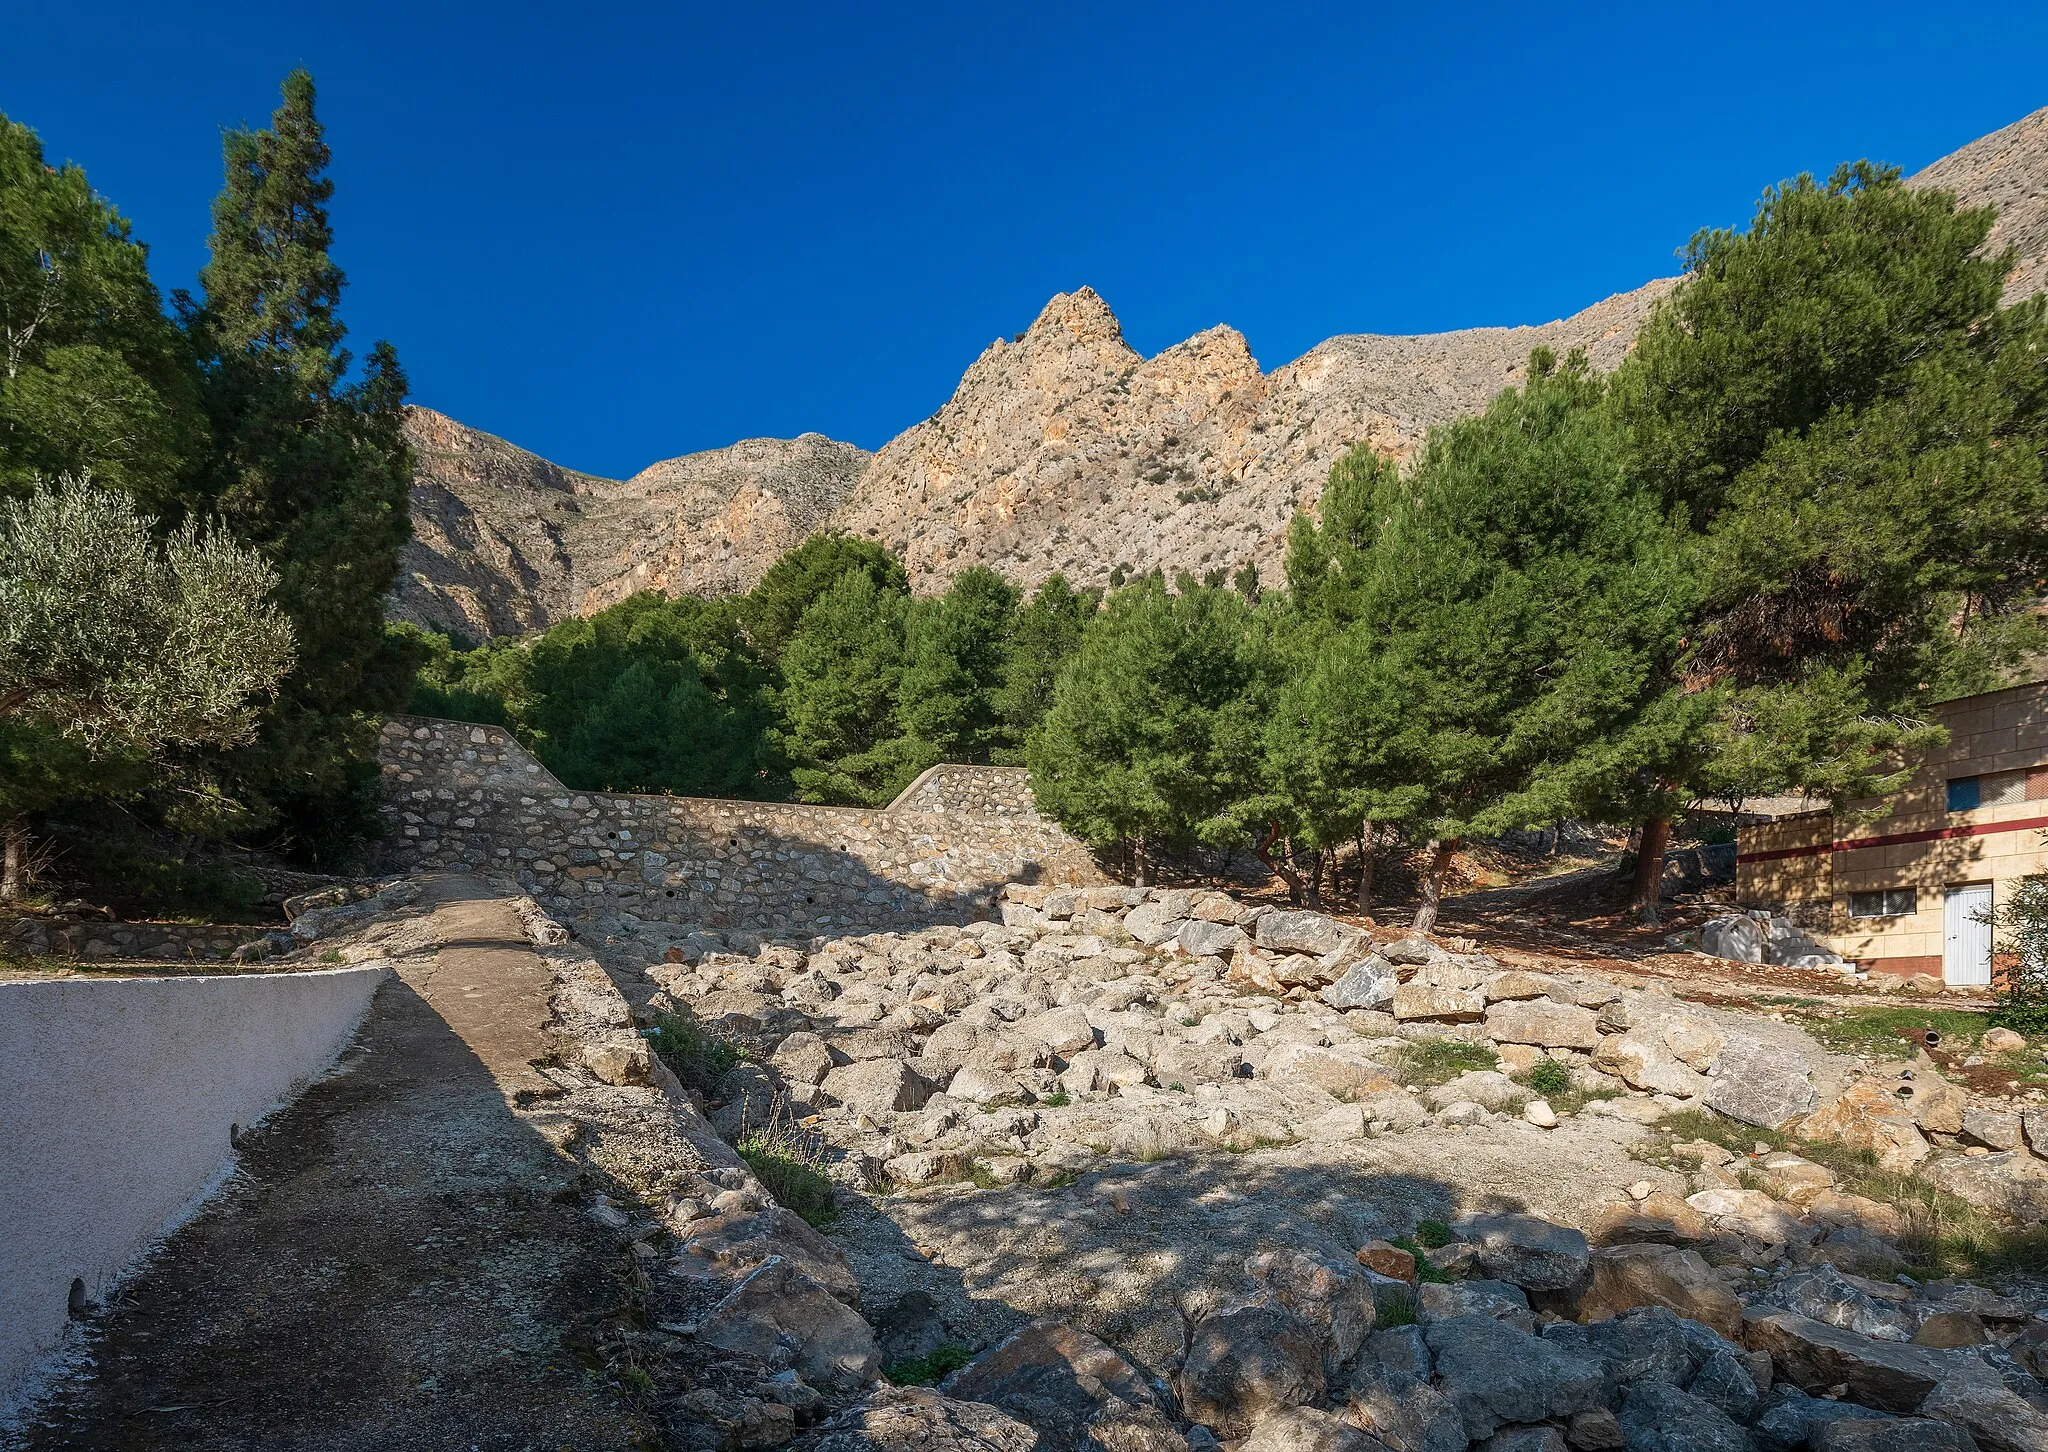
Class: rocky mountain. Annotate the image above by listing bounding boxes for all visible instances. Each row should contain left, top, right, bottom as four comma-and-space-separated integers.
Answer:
392, 106, 2048, 631
394, 412, 870, 639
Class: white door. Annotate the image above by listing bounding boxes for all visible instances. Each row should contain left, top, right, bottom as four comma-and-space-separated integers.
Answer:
1943, 884, 1994, 986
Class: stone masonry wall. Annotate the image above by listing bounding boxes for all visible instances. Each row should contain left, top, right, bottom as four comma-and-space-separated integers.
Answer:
885, 763, 1042, 817
376, 716, 1100, 935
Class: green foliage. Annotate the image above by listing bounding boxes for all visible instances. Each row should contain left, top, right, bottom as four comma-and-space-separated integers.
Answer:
992, 574, 1092, 752
1522, 1058, 1572, 1096
736, 1136, 839, 1228
0, 480, 295, 895
1616, 161, 2048, 802
1787, 1004, 1992, 1059
1389, 1236, 1453, 1283
896, 567, 1018, 765
881, 1343, 973, 1387
1411, 1218, 1454, 1249
774, 569, 917, 803
1991, 873, 2048, 1034
739, 530, 906, 663
1027, 573, 1272, 867
645, 1012, 744, 1093
1384, 1038, 1498, 1086
182, 70, 420, 862
0, 114, 203, 506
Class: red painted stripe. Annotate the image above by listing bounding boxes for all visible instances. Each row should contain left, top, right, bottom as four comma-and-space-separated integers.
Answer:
1742, 813, 2048, 864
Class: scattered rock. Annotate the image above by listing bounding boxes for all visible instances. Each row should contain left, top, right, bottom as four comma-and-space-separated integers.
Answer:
1452, 1213, 1591, 1292
1423, 1314, 1604, 1441
696, 1256, 881, 1389
1578, 1243, 1743, 1338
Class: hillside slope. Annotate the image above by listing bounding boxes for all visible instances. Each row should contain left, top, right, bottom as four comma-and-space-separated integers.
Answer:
394, 106, 2048, 626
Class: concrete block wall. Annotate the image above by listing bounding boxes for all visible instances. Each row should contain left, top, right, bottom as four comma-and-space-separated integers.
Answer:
375, 717, 1101, 935
0, 965, 384, 1400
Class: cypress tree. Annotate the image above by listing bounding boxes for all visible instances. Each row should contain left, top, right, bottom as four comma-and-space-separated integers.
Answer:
183, 70, 418, 862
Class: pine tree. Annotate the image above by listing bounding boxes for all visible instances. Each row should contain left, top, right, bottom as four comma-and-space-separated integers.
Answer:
773, 570, 916, 804
1611, 161, 2048, 917
183, 71, 418, 863
1027, 574, 1272, 883
1281, 353, 1698, 929
896, 566, 1018, 764
992, 573, 1091, 752
740, 530, 907, 663
0, 113, 202, 505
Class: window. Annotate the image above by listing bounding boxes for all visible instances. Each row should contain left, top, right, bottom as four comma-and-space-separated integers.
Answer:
1948, 767, 2048, 812
1848, 888, 1917, 918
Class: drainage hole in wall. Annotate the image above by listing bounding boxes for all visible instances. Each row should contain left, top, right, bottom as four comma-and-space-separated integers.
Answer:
68, 1278, 87, 1317
664, 890, 675, 898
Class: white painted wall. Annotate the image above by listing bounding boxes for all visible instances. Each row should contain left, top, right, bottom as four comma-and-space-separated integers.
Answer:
0, 965, 385, 1399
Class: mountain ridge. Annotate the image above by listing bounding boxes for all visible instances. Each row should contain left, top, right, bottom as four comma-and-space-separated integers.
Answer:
391, 106, 2048, 638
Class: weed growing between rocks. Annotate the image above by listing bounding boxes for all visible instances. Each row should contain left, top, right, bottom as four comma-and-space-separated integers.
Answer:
1521, 1058, 1572, 1096
1639, 1108, 2047, 1279
646, 1011, 744, 1093
1384, 1038, 1498, 1087
735, 1099, 838, 1228
880, 1343, 972, 1386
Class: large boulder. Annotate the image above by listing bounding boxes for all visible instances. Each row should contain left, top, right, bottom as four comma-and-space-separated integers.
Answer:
1321, 956, 1398, 1012
1122, 901, 1187, 946
1178, 1301, 1327, 1438
1920, 1367, 2048, 1452
1617, 1382, 1750, 1452
1239, 1406, 1386, 1452
1577, 1243, 1743, 1338
1261, 1044, 1402, 1103
1452, 1214, 1591, 1292
1153, 1039, 1246, 1087
1256, 910, 1353, 957
1742, 1310, 1951, 1413
1392, 984, 1486, 1022
1594, 1031, 1709, 1098
1754, 1387, 1895, 1450
1343, 1326, 1468, 1452
1801, 1081, 1932, 1174
1423, 1314, 1605, 1441
696, 1256, 881, 1388
1922, 1151, 2048, 1220
943, 1320, 1184, 1452
1179, 920, 1248, 958
1704, 1033, 1819, 1128
1815, 1419, 1978, 1452
1484, 1000, 1600, 1051
823, 1059, 931, 1116
1247, 1249, 1378, 1385
1418, 1280, 1535, 1334
1756, 1264, 1917, 1343
1424, 1071, 1525, 1112
770, 1030, 837, 1086
1018, 1006, 1097, 1056
810, 1386, 1040, 1452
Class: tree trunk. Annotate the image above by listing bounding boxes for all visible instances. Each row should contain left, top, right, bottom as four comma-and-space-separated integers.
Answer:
1629, 815, 1671, 927
1131, 836, 1148, 890
1356, 821, 1375, 915
1255, 821, 1304, 903
1412, 837, 1459, 933
1, 814, 26, 903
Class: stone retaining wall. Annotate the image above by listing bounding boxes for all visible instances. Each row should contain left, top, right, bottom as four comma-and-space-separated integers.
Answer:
1, 915, 275, 963
375, 717, 1100, 935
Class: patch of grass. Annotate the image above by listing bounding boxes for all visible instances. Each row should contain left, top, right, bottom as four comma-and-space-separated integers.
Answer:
1792, 1005, 1992, 1060
1223, 1136, 1295, 1154
1037, 1167, 1082, 1190
318, 948, 345, 965
1040, 1091, 1072, 1108
1412, 1219, 1454, 1249
882, 1343, 974, 1386
1521, 1059, 1572, 1097
1375, 1293, 1419, 1328
1385, 1039, 1498, 1088
645, 1011, 745, 1093
735, 1099, 838, 1228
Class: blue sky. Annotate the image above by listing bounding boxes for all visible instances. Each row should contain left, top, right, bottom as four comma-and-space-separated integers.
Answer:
6, 3, 2044, 479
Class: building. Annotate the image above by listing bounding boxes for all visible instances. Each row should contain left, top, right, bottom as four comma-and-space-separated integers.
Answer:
1736, 680, 2048, 985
